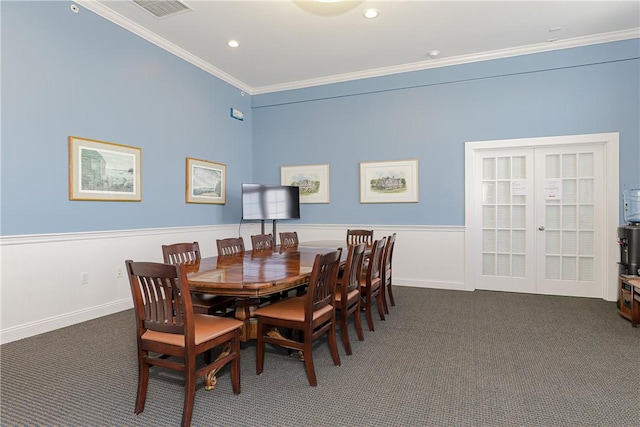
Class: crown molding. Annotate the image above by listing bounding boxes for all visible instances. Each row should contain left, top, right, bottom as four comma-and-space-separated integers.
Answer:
252, 28, 640, 94
75, 1, 638, 96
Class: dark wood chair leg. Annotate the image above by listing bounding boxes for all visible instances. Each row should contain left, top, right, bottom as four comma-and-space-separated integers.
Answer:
381, 282, 390, 314
364, 294, 375, 331
328, 324, 341, 366
231, 335, 241, 394
339, 318, 352, 355
388, 276, 396, 306
303, 331, 317, 386
354, 303, 365, 341
256, 322, 265, 375
135, 358, 149, 414
376, 291, 386, 321
181, 363, 196, 427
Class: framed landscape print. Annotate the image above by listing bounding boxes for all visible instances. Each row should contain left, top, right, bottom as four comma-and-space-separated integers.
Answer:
360, 159, 419, 203
68, 136, 141, 201
281, 163, 330, 203
186, 157, 226, 204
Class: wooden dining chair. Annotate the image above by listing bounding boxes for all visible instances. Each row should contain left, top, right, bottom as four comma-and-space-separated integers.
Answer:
162, 242, 236, 316
381, 233, 397, 312
347, 229, 374, 246
335, 243, 366, 355
279, 231, 299, 249
254, 250, 342, 386
360, 237, 386, 331
216, 237, 245, 256
251, 234, 275, 252
125, 260, 242, 427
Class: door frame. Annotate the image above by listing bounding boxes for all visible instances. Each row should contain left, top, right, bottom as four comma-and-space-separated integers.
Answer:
464, 133, 619, 300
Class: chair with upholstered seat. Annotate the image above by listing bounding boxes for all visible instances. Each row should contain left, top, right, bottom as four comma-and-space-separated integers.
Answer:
216, 237, 245, 256
334, 243, 366, 355
347, 229, 374, 246
162, 242, 236, 316
251, 234, 275, 252
279, 231, 299, 249
381, 233, 397, 312
254, 250, 342, 386
125, 260, 242, 427
360, 237, 386, 331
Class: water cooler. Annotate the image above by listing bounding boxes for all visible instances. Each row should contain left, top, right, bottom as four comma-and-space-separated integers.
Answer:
617, 189, 640, 275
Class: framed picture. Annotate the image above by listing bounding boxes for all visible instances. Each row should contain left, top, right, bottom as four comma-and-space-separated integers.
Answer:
186, 157, 226, 204
68, 136, 141, 201
281, 163, 330, 204
360, 159, 419, 203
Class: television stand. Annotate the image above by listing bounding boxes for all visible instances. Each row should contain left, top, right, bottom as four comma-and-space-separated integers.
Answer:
260, 220, 278, 246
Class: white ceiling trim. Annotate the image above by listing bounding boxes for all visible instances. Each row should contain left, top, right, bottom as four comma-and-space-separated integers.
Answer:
75, 1, 638, 96
252, 28, 640, 95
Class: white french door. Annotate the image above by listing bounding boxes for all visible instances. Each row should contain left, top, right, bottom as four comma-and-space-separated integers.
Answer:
534, 145, 604, 297
467, 135, 612, 298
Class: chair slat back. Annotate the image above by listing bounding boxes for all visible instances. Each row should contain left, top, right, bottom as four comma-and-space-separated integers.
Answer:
279, 231, 299, 249
217, 237, 245, 256
162, 242, 201, 265
251, 234, 274, 252
382, 233, 396, 283
306, 250, 341, 318
347, 229, 374, 246
366, 237, 386, 284
126, 260, 192, 335
343, 243, 366, 295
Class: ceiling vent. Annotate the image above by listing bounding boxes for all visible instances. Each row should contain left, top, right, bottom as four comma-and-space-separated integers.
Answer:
132, 0, 192, 19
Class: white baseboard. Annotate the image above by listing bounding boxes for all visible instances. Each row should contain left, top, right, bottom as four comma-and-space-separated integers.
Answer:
0, 299, 132, 344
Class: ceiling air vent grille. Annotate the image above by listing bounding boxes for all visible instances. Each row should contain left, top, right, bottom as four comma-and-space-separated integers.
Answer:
132, 0, 192, 19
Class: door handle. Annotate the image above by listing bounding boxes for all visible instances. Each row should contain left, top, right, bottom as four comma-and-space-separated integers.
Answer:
538, 226, 545, 231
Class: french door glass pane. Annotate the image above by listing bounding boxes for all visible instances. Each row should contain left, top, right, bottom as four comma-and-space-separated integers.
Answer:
481, 154, 527, 278
544, 152, 595, 282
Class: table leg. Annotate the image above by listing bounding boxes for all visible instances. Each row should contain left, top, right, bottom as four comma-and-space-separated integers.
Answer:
204, 345, 231, 391
234, 298, 261, 341
266, 328, 304, 361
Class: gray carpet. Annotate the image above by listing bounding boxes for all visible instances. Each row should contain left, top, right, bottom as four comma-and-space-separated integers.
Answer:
2, 287, 639, 426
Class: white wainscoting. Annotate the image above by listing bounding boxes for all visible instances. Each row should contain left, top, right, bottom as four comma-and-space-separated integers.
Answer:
0, 224, 465, 344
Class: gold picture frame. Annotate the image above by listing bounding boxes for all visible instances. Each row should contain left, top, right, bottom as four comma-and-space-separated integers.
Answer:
360, 159, 419, 203
186, 157, 226, 204
68, 136, 141, 201
281, 163, 330, 204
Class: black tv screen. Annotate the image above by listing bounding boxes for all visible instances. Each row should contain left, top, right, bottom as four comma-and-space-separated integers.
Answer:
242, 184, 300, 220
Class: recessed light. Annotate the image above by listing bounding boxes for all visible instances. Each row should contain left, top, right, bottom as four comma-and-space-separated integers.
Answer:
427, 50, 440, 59
363, 8, 379, 19
227, 40, 240, 48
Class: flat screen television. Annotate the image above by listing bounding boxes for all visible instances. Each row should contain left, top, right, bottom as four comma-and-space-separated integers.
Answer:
242, 184, 300, 220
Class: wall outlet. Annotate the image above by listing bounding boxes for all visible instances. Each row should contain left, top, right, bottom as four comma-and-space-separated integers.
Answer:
81, 272, 90, 286
116, 267, 123, 279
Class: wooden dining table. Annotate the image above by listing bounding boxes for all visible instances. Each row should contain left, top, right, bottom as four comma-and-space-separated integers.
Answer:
186, 240, 350, 342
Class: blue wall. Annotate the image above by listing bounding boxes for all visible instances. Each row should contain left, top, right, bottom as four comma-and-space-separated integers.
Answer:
252, 40, 640, 225
2, 2, 639, 235
1, 2, 252, 235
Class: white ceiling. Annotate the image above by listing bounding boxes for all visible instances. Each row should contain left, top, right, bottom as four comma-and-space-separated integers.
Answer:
78, 1, 640, 94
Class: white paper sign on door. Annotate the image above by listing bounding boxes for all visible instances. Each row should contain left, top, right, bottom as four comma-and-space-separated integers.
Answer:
544, 179, 562, 200
511, 180, 527, 196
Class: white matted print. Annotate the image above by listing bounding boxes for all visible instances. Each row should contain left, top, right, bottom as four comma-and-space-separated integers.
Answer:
186, 157, 226, 204
360, 159, 419, 203
281, 163, 330, 204
68, 136, 141, 201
